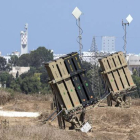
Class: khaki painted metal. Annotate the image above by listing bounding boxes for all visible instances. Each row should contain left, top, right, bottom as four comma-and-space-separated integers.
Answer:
56, 59, 70, 79
123, 67, 135, 87
100, 58, 110, 72
50, 84, 64, 108
64, 78, 81, 107
56, 58, 81, 108
100, 58, 118, 93
112, 54, 129, 89
117, 52, 135, 87
99, 51, 136, 95
107, 56, 124, 91
118, 68, 129, 89
117, 53, 130, 89
45, 61, 62, 82
117, 52, 127, 66
45, 61, 73, 111
107, 72, 118, 93
56, 81, 73, 110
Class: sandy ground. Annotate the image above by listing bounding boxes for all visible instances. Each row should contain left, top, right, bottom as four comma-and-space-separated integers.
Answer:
0, 97, 140, 140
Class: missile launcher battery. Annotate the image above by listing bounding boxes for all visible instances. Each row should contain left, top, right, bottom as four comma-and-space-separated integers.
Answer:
45, 52, 96, 112
68, 52, 95, 104
99, 51, 136, 97
45, 51, 137, 130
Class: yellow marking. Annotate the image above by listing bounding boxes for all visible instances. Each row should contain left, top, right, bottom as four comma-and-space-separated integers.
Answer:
64, 56, 70, 59
78, 63, 81, 69
70, 65, 73, 72
72, 53, 78, 56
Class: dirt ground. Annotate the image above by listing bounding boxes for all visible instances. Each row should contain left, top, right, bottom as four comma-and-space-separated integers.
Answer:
0, 95, 140, 140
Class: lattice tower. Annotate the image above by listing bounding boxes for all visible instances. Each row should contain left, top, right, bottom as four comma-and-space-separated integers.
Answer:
90, 37, 101, 98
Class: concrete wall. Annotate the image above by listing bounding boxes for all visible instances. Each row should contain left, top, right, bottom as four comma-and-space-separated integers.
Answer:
9, 67, 30, 78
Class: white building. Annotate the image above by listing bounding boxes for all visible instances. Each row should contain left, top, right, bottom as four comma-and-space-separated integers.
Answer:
11, 51, 20, 57
127, 54, 140, 74
3, 51, 20, 63
53, 51, 110, 64
102, 36, 115, 53
9, 67, 30, 78
3, 55, 11, 63
21, 24, 28, 55
82, 51, 92, 62
53, 54, 66, 59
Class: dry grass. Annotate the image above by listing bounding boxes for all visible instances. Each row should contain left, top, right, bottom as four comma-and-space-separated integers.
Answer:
1, 105, 140, 140
3, 98, 52, 112
87, 107, 140, 127
0, 89, 53, 106
1, 90, 140, 140
0, 90, 12, 105
0, 124, 93, 140
85, 106, 140, 140
0, 90, 53, 113
12, 93, 53, 102
131, 99, 140, 106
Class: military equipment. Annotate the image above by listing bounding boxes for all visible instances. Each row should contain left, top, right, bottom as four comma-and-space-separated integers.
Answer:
45, 52, 96, 130
99, 51, 137, 106
45, 51, 137, 130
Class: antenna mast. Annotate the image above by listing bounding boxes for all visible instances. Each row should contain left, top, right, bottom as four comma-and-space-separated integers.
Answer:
72, 7, 83, 60
122, 14, 133, 57
78, 18, 82, 60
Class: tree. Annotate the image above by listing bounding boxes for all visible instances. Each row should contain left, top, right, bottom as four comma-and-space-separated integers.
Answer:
10, 77, 22, 92
0, 72, 14, 88
20, 67, 36, 79
0, 47, 53, 94
30, 47, 53, 68
20, 76, 41, 94
0, 57, 7, 71
132, 69, 140, 98
17, 53, 30, 66
17, 47, 53, 68
9, 55, 19, 66
133, 69, 138, 77
16, 71, 19, 78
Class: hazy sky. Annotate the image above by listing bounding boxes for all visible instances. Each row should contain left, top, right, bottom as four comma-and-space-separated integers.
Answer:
0, 0, 139, 55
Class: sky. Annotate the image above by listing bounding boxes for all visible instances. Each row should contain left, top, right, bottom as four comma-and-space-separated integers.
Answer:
0, 0, 140, 55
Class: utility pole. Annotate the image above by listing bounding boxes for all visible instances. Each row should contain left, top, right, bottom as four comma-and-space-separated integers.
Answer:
72, 7, 83, 60
122, 14, 133, 57
122, 21, 129, 57
78, 18, 82, 60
